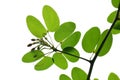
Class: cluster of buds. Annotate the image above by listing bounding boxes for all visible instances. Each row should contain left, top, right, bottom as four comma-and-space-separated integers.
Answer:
27, 38, 51, 51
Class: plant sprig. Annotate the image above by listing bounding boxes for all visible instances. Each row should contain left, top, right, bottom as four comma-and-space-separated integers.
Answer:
22, 0, 120, 80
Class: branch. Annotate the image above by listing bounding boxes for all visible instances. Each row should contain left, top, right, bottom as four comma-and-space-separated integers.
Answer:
54, 48, 90, 62
62, 50, 90, 62
87, 3, 120, 80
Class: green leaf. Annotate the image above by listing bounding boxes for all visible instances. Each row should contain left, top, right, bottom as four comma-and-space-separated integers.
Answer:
107, 11, 117, 23
34, 56, 53, 70
112, 29, 120, 34
63, 47, 80, 62
22, 50, 44, 63
53, 53, 68, 69
95, 30, 113, 56
42, 5, 60, 32
111, 0, 120, 8
61, 31, 81, 49
113, 20, 120, 30
59, 74, 71, 80
82, 27, 100, 53
108, 72, 120, 80
71, 67, 87, 80
26, 15, 47, 38
54, 22, 76, 42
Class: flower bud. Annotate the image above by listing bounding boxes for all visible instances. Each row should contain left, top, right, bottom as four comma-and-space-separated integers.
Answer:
27, 43, 32, 47
31, 39, 36, 41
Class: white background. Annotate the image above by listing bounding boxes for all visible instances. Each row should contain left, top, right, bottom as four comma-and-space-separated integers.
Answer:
0, 0, 120, 80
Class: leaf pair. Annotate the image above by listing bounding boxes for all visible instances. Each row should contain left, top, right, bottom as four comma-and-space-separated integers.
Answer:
54, 22, 81, 49
82, 27, 113, 56
107, 0, 120, 34
52, 47, 80, 69
22, 47, 80, 70
22, 50, 53, 70
26, 5, 60, 38
59, 67, 87, 80
35, 47, 80, 70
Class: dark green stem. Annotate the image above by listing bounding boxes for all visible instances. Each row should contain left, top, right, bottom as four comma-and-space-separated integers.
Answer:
54, 49, 90, 62
87, 3, 120, 80
62, 50, 90, 62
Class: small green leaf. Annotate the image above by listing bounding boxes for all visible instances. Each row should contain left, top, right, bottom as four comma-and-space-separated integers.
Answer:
34, 56, 53, 70
61, 31, 81, 49
22, 50, 44, 63
108, 72, 120, 80
26, 15, 47, 38
95, 30, 113, 56
59, 74, 71, 80
71, 67, 87, 80
63, 47, 80, 62
113, 20, 120, 30
42, 5, 60, 32
111, 0, 120, 8
53, 53, 68, 69
112, 29, 120, 34
54, 22, 76, 42
107, 11, 117, 23
82, 27, 100, 53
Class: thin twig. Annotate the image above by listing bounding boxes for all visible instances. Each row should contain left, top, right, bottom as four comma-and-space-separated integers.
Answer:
47, 32, 54, 46
44, 36, 53, 47
55, 49, 90, 63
